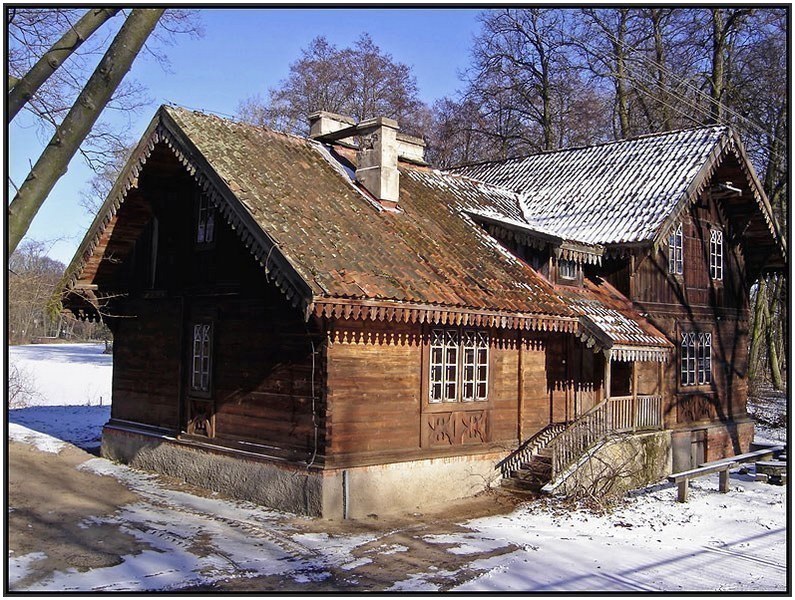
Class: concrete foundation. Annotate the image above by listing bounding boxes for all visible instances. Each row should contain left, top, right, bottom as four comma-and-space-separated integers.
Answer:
549, 430, 673, 498
102, 425, 503, 519
320, 452, 504, 519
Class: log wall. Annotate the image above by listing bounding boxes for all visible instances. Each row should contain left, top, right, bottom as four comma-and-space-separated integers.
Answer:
324, 322, 595, 467
108, 161, 324, 462
629, 188, 751, 436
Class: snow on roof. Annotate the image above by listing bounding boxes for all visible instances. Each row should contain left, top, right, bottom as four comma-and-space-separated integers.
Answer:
454, 127, 730, 246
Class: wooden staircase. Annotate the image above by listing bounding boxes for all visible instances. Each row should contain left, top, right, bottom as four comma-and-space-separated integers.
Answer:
499, 395, 664, 493
497, 423, 566, 492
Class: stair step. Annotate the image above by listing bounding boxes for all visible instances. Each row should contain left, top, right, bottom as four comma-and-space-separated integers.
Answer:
502, 477, 544, 492
514, 468, 551, 481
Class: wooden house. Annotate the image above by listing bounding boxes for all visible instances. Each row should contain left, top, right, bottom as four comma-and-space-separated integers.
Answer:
62, 106, 784, 517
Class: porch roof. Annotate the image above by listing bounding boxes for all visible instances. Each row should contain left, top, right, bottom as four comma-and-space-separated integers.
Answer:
557, 277, 673, 362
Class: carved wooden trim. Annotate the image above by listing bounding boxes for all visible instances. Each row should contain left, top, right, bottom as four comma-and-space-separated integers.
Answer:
314, 298, 579, 333
424, 409, 489, 447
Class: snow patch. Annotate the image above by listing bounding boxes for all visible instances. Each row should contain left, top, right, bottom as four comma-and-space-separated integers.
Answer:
8, 552, 48, 587
8, 423, 66, 454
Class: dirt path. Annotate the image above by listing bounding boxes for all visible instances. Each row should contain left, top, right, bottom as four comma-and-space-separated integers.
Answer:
8, 442, 145, 588
8, 440, 529, 592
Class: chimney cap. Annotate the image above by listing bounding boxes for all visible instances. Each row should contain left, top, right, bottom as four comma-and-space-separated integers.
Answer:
357, 116, 399, 131
307, 110, 356, 126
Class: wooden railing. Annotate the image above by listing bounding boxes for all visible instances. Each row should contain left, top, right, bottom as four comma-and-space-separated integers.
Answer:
549, 395, 663, 480
607, 395, 664, 431
496, 422, 567, 478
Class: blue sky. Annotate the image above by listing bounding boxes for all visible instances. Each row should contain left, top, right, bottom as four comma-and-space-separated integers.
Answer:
9, 8, 482, 264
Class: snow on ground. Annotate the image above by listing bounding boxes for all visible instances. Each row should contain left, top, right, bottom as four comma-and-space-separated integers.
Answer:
6, 343, 789, 592
448, 478, 786, 592
9, 343, 112, 406
9, 343, 112, 451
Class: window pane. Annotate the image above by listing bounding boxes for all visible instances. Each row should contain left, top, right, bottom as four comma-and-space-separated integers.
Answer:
669, 224, 683, 274
559, 259, 576, 279
445, 382, 456, 401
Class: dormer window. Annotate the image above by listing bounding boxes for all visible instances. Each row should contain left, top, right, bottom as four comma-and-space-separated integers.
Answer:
559, 259, 577, 280
196, 194, 215, 245
668, 223, 683, 274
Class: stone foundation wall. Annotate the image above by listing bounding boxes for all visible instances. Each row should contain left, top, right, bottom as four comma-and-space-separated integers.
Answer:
550, 430, 672, 498
102, 425, 502, 519
102, 426, 326, 515
671, 419, 755, 471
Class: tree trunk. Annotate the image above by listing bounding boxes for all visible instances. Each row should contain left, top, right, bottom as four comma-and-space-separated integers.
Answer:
766, 275, 784, 390
614, 10, 631, 138
8, 8, 120, 122
650, 9, 671, 130
708, 9, 725, 124
748, 277, 766, 380
8, 8, 164, 255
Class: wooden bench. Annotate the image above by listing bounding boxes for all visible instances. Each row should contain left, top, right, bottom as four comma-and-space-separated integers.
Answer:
698, 447, 784, 467
667, 461, 738, 503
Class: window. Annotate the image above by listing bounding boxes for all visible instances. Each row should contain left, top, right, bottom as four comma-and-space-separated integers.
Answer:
191, 323, 213, 394
462, 330, 489, 401
559, 259, 577, 280
668, 223, 683, 274
681, 331, 711, 386
697, 332, 712, 385
430, 328, 488, 403
709, 228, 723, 280
196, 194, 215, 244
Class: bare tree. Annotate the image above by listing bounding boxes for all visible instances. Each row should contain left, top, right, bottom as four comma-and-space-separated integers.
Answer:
470, 9, 576, 152
8, 9, 164, 254
7, 8, 120, 120
8, 240, 66, 343
238, 34, 428, 137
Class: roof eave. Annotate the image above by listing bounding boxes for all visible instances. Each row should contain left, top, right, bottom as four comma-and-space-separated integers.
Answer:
62, 105, 316, 319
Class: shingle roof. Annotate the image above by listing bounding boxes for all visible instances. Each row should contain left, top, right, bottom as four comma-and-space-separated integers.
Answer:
555, 277, 673, 361
65, 106, 577, 329
454, 127, 732, 246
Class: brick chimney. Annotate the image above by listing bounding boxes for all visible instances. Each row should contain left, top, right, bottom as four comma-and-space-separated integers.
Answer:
355, 117, 400, 206
309, 113, 427, 208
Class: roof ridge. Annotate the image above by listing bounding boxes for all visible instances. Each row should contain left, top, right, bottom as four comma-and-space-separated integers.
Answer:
163, 103, 312, 145
452, 124, 730, 170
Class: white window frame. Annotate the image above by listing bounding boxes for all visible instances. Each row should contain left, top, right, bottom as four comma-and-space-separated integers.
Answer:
462, 330, 489, 401
681, 331, 711, 387
196, 194, 216, 245
429, 328, 489, 403
697, 332, 712, 385
668, 223, 683, 275
558, 259, 577, 281
190, 322, 213, 395
709, 228, 723, 280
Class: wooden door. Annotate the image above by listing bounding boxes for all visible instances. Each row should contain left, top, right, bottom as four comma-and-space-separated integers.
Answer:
182, 302, 216, 438
690, 429, 706, 467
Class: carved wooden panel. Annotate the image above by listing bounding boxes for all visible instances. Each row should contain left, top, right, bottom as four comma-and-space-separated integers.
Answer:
426, 409, 488, 447
187, 398, 215, 437
677, 394, 716, 424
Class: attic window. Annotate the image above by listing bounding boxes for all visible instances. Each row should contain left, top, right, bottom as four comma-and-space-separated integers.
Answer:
196, 194, 215, 245
668, 223, 683, 275
559, 259, 577, 280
